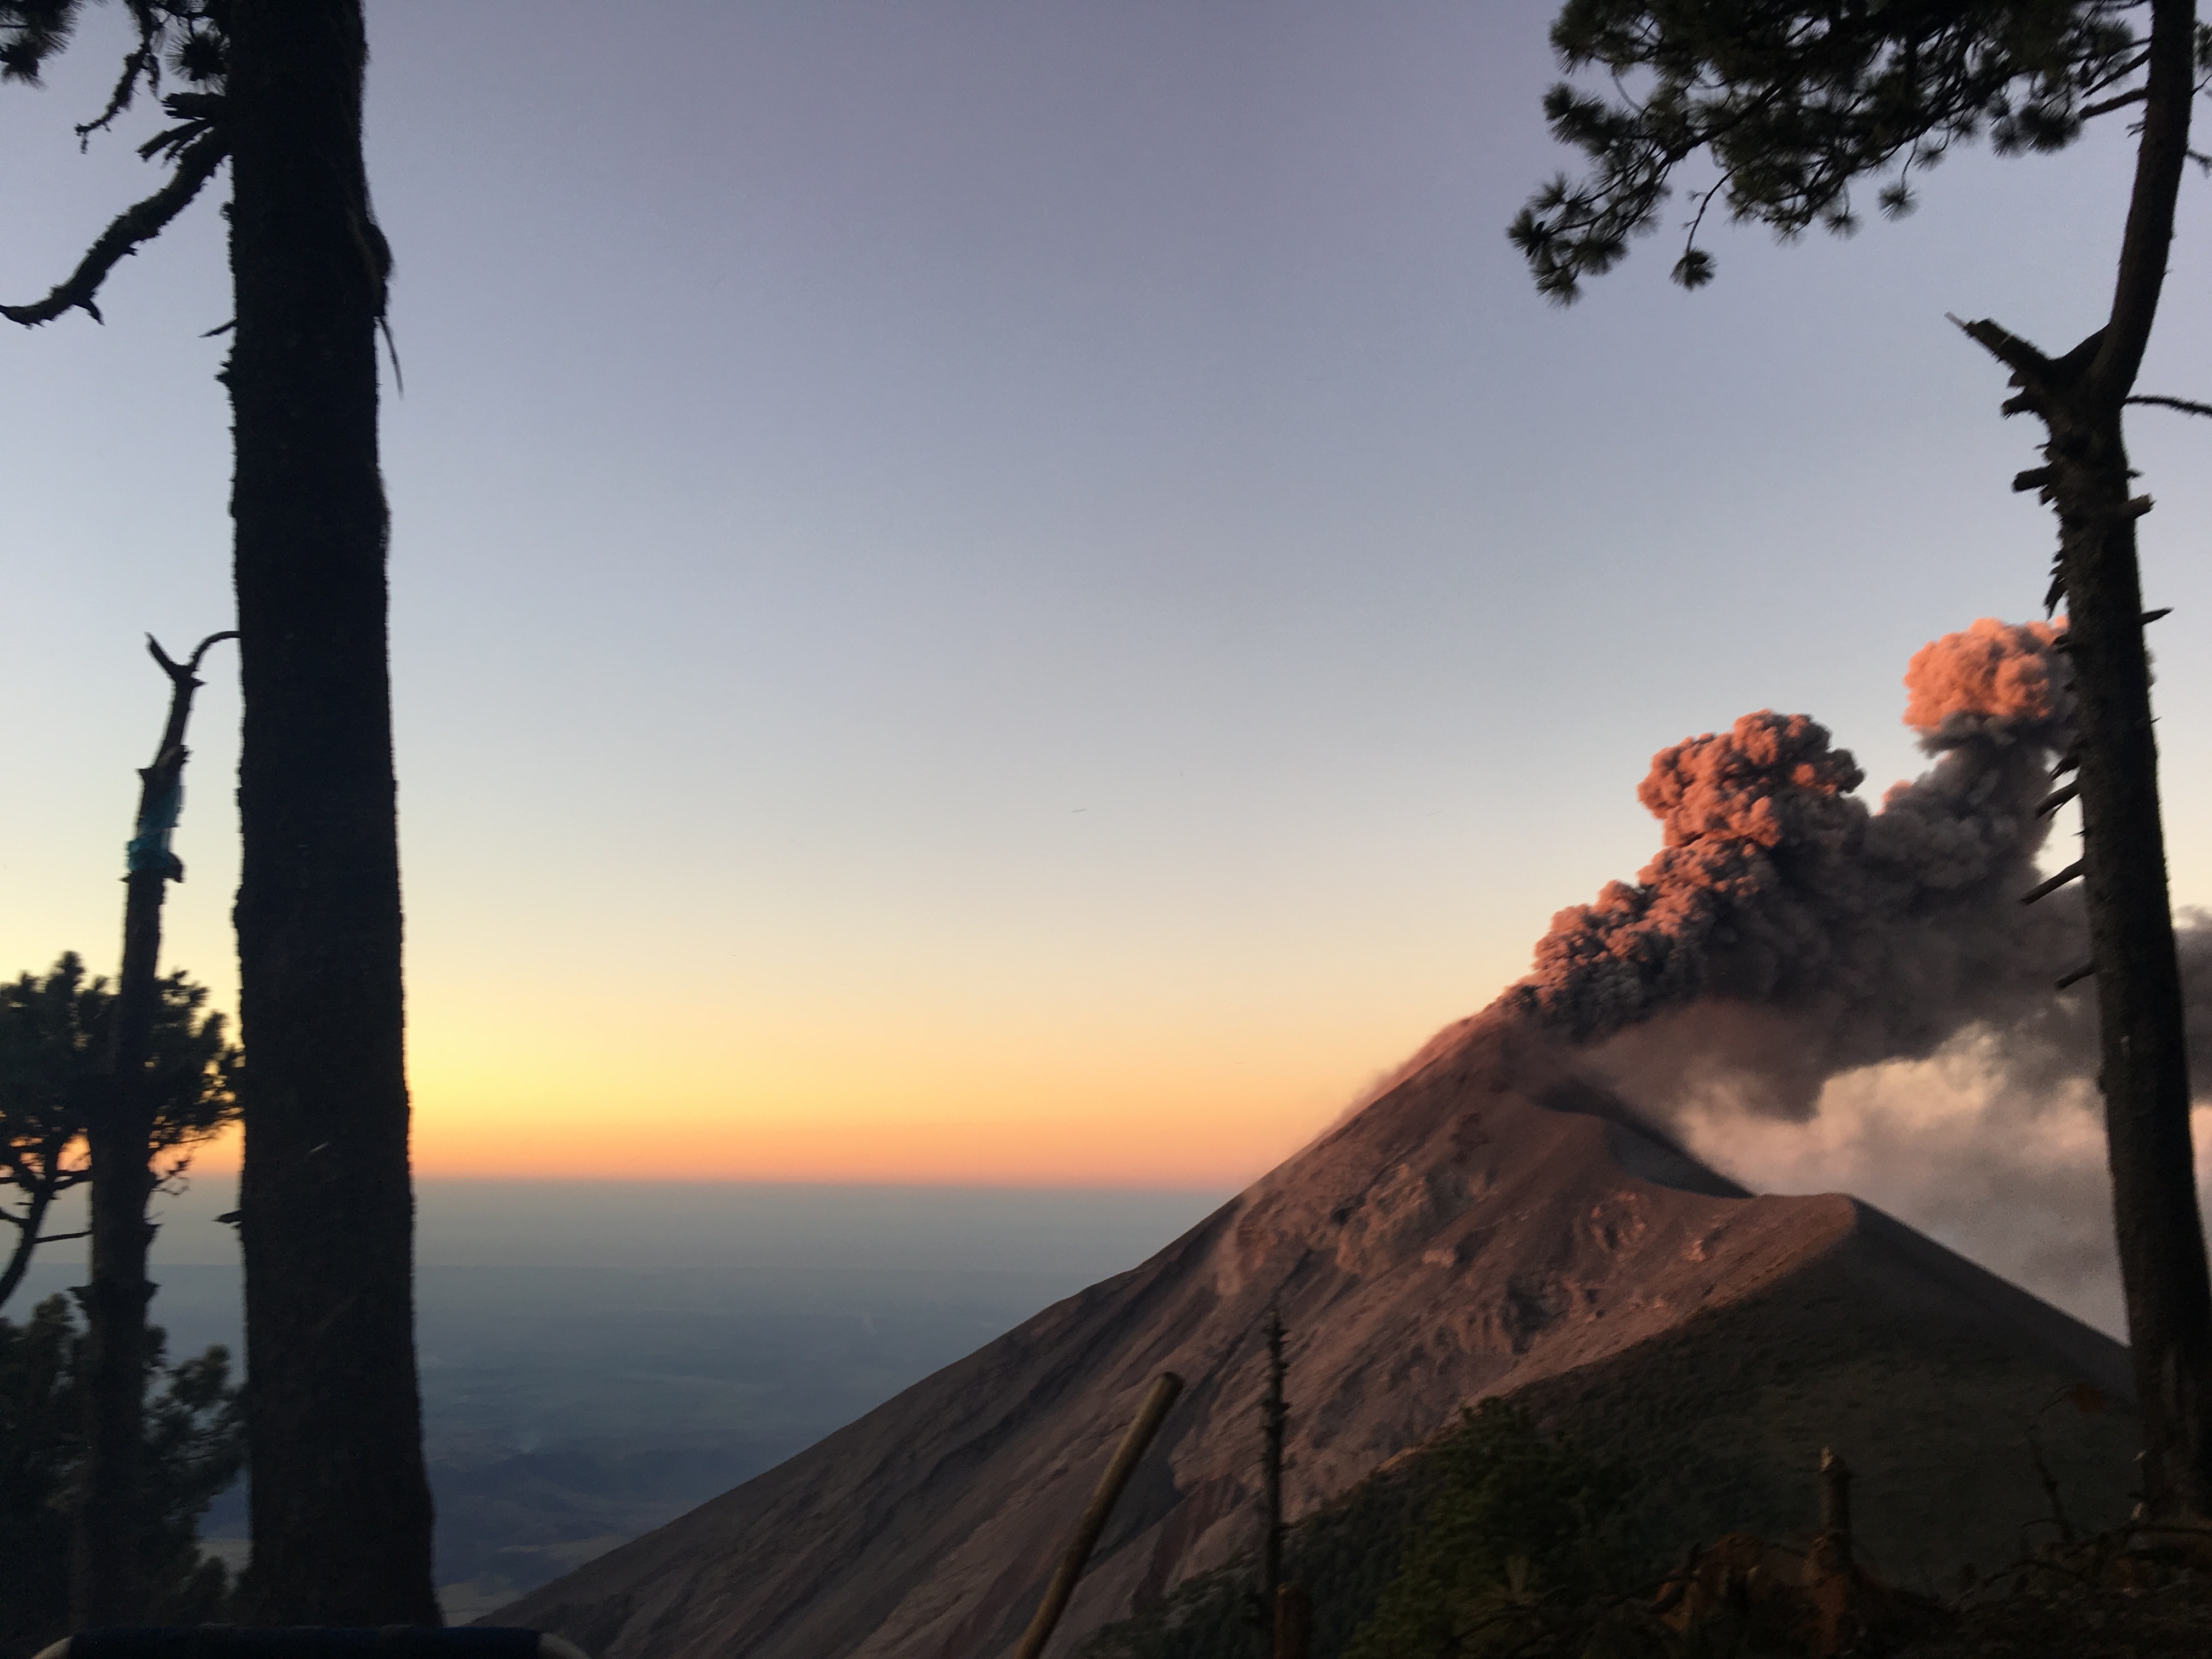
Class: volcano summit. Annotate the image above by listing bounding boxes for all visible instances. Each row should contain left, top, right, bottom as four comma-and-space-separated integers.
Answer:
498, 622, 2168, 1659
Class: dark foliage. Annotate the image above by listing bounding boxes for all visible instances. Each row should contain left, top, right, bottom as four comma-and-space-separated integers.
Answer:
0, 1294, 245, 1658
0, 954, 238, 1312
1342, 1401, 1652, 1659
0, 2, 224, 103
1086, 1404, 1650, 1659
1081, 1462, 1432, 1659
1509, 0, 2212, 298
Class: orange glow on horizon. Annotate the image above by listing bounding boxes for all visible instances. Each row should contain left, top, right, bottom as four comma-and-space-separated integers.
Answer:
176, 1103, 1309, 1187
173, 1031, 1390, 1187
168, 973, 1469, 1187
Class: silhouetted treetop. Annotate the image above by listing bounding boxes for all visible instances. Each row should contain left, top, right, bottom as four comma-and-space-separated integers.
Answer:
1510, 0, 2212, 300
0, 953, 238, 1313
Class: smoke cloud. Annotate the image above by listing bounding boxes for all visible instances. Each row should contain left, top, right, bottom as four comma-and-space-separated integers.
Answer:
1497, 618, 2086, 1114
1480, 617, 2212, 1328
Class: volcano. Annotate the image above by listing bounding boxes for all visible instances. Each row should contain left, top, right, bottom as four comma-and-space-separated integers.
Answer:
495, 1012, 2135, 1659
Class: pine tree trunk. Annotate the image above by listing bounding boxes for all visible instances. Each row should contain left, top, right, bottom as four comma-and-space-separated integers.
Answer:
1962, 0, 2209, 1526
2052, 407, 2212, 1521
227, 0, 439, 1623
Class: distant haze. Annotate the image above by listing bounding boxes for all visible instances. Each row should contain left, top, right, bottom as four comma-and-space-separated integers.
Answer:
15, 1178, 1232, 1617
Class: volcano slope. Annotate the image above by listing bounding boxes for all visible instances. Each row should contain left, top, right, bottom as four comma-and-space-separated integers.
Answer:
496, 1012, 2137, 1659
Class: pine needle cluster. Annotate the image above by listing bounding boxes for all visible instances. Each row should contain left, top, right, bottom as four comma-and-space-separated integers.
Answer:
1509, 0, 2212, 300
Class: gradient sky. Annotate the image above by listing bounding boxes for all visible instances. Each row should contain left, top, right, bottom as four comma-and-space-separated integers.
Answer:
2, 2, 2208, 1187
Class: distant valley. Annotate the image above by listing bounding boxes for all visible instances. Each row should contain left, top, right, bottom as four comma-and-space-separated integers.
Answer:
15, 1178, 1230, 1621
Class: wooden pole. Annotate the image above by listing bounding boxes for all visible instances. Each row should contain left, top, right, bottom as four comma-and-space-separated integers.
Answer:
1012, 1372, 1184, 1659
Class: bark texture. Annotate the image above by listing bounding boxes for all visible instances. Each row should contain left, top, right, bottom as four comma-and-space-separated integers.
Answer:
2056, 416, 2212, 1521
227, 0, 438, 1622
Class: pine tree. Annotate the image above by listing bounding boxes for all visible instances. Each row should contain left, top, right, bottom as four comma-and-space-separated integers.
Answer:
1511, 0, 2212, 1522
0, 957, 234, 1316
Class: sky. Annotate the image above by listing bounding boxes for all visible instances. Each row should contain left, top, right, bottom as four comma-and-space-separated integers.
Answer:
2, 1, 2209, 1189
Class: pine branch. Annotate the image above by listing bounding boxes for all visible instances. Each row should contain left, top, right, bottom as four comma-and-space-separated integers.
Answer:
2081, 86, 2151, 117
75, 8, 161, 145
0, 127, 225, 326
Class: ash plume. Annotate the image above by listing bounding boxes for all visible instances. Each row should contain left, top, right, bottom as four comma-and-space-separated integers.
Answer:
1496, 618, 2086, 1115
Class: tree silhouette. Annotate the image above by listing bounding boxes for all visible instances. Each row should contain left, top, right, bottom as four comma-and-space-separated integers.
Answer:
0, 955, 235, 1316
1, 1, 439, 1619
1511, 0, 2212, 1523
0, 1294, 247, 1657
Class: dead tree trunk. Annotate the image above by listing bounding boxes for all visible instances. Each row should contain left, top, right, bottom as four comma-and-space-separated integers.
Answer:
1959, 0, 2210, 1525
72, 630, 234, 1626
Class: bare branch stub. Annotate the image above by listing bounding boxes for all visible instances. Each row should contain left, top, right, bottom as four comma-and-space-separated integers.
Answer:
2128, 394, 2212, 420
2023, 860, 2087, 906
